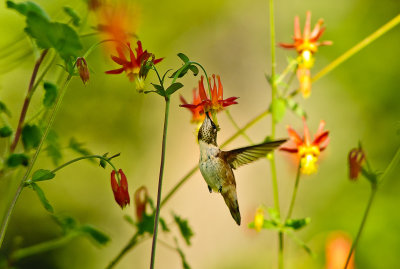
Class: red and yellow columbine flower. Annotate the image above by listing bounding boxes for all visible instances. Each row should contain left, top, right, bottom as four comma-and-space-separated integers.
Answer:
106, 41, 163, 91
179, 88, 205, 124
279, 11, 332, 98
180, 75, 238, 118
325, 232, 354, 269
280, 118, 329, 174
111, 169, 130, 208
76, 57, 90, 85
348, 148, 366, 180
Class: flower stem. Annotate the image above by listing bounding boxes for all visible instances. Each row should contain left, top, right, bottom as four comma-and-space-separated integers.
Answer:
343, 184, 377, 269
0, 75, 72, 248
268, 0, 283, 268
106, 233, 141, 269
150, 96, 170, 269
224, 110, 253, 144
160, 108, 270, 207
286, 163, 301, 220
313, 14, 400, 82
10, 49, 49, 153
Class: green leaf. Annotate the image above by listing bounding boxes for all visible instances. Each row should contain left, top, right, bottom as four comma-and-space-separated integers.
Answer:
160, 217, 170, 232
43, 82, 58, 108
99, 153, 108, 169
123, 215, 135, 227
46, 130, 62, 166
24, 12, 82, 61
267, 207, 280, 223
284, 217, 310, 230
177, 53, 189, 63
271, 98, 286, 123
6, 153, 29, 167
32, 169, 55, 182
285, 98, 307, 118
0, 101, 12, 117
248, 219, 277, 230
79, 225, 110, 246
177, 246, 191, 269
165, 82, 183, 96
148, 83, 165, 96
22, 124, 42, 150
136, 213, 155, 235
170, 64, 190, 79
0, 126, 13, 137
6, 1, 49, 19
188, 65, 199, 76
69, 138, 94, 162
52, 215, 77, 233
286, 230, 315, 257
63, 6, 80, 27
173, 213, 194, 246
31, 182, 54, 213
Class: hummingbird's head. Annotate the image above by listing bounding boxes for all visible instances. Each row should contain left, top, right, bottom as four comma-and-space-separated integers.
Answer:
198, 112, 218, 145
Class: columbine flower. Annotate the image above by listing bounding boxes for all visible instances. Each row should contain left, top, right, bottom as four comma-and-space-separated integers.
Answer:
180, 75, 238, 116
106, 41, 163, 91
111, 169, 130, 208
179, 89, 205, 124
325, 232, 354, 269
76, 57, 89, 85
134, 186, 148, 222
280, 118, 329, 175
348, 148, 365, 180
279, 11, 332, 67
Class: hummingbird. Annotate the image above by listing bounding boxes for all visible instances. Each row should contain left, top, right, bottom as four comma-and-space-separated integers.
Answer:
198, 112, 286, 225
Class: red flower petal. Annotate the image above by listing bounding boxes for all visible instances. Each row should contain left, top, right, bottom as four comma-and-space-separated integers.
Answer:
105, 68, 125, 74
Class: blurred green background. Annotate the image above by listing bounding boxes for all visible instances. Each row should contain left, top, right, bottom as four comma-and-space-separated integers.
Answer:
0, 0, 399, 268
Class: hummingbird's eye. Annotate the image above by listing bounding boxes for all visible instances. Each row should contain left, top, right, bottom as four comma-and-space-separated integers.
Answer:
211, 121, 217, 131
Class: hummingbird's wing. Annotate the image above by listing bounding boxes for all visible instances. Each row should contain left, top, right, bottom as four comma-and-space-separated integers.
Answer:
221, 139, 287, 169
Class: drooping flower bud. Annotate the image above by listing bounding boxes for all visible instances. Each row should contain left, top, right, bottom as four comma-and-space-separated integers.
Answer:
110, 169, 130, 208
134, 186, 148, 222
348, 148, 365, 180
76, 57, 90, 85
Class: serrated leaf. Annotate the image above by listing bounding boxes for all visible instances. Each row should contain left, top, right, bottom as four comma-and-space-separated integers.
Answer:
31, 182, 54, 213
46, 130, 62, 166
63, 6, 80, 27
69, 138, 94, 162
177, 53, 189, 63
6, 1, 49, 19
272, 98, 286, 123
166, 82, 183, 96
43, 82, 58, 107
22, 124, 42, 150
6, 153, 29, 167
0, 126, 13, 137
32, 169, 55, 182
0, 101, 12, 117
188, 65, 199, 76
173, 213, 194, 246
285, 217, 310, 230
79, 225, 110, 245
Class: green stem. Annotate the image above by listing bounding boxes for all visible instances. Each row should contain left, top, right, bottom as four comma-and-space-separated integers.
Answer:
224, 110, 253, 144
313, 14, 400, 82
106, 233, 141, 269
343, 184, 377, 269
10, 232, 78, 262
269, 0, 283, 268
150, 97, 170, 269
160, 108, 270, 207
0, 75, 72, 248
378, 146, 400, 184
286, 163, 301, 220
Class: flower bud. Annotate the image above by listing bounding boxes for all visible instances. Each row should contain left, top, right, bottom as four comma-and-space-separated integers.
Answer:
76, 57, 90, 85
111, 169, 130, 208
348, 148, 365, 180
134, 186, 148, 222
254, 208, 265, 232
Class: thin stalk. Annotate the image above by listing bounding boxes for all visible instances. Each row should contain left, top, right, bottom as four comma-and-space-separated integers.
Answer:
224, 110, 253, 144
268, 0, 283, 268
10, 232, 78, 262
313, 14, 400, 82
149, 97, 170, 269
10, 49, 49, 153
343, 185, 377, 269
106, 233, 141, 269
286, 163, 301, 220
0, 75, 72, 248
160, 108, 270, 207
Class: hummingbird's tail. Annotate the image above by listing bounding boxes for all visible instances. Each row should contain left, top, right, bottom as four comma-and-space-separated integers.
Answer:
221, 186, 241, 225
